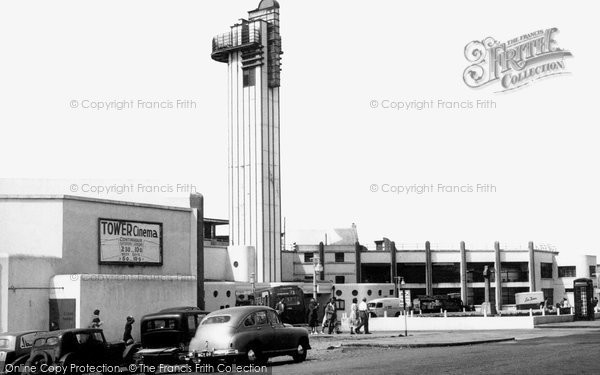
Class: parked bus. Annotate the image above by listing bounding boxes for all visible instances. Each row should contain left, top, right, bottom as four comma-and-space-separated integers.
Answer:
253, 285, 307, 325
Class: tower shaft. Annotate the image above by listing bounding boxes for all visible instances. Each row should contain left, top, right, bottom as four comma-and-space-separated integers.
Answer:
212, 1, 283, 282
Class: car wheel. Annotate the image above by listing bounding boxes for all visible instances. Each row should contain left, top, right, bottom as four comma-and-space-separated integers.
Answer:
245, 345, 267, 366
394, 312, 401, 317
369, 312, 377, 318
291, 340, 308, 363
26, 353, 51, 375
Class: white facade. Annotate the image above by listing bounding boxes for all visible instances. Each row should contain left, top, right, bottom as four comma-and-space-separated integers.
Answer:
554, 253, 598, 306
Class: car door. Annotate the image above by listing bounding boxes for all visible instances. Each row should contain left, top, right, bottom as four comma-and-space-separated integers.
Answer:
266, 310, 290, 351
253, 310, 276, 354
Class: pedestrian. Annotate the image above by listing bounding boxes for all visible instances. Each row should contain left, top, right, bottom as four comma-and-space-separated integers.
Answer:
123, 315, 135, 344
89, 309, 103, 329
592, 297, 598, 312
325, 297, 338, 334
322, 298, 335, 334
276, 298, 286, 322
308, 299, 319, 335
355, 297, 371, 334
349, 298, 359, 335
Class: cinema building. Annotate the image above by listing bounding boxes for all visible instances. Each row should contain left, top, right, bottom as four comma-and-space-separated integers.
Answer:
0, 195, 203, 341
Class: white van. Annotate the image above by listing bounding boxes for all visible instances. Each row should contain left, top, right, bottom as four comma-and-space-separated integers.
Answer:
367, 297, 410, 318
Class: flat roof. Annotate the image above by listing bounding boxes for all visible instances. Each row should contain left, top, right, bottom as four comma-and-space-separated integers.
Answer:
0, 194, 193, 212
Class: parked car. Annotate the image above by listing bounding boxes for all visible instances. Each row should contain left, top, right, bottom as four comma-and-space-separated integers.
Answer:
24, 328, 138, 374
367, 298, 409, 317
0, 331, 44, 374
134, 307, 209, 367
186, 306, 310, 365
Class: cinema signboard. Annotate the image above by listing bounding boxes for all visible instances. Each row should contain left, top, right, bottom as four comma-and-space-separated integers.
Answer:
98, 218, 163, 265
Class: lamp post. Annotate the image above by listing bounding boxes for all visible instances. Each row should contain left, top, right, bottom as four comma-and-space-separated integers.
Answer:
250, 272, 256, 305
397, 276, 407, 337
313, 257, 323, 300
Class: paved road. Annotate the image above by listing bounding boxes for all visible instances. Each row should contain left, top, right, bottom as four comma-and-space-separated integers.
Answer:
269, 332, 600, 375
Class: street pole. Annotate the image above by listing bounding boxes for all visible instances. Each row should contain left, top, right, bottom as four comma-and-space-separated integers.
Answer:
313, 264, 317, 300
401, 277, 407, 337
250, 272, 255, 305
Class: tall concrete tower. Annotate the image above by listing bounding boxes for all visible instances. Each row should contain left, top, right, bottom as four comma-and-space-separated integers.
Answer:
211, 0, 283, 282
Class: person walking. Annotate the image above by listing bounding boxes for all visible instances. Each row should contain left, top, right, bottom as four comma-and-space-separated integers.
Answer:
123, 316, 135, 344
89, 309, 103, 329
355, 297, 371, 334
349, 298, 359, 335
307, 299, 319, 335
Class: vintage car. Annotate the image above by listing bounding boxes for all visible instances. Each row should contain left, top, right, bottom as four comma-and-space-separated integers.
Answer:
0, 331, 44, 374
24, 328, 138, 374
134, 307, 209, 367
186, 306, 310, 365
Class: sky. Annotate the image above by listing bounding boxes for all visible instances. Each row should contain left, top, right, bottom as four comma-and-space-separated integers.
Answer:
1, 0, 599, 258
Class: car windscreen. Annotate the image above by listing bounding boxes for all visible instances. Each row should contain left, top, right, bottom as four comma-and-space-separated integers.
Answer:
201, 315, 231, 325
33, 337, 58, 347
144, 319, 178, 331
0, 337, 15, 350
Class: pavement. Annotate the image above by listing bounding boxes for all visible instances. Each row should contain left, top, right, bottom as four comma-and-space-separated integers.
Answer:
305, 319, 600, 350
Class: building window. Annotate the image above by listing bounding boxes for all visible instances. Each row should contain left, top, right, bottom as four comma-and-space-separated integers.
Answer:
432, 263, 460, 283
542, 288, 554, 306
540, 263, 553, 279
500, 262, 529, 282
303, 253, 313, 263
590, 265, 596, 278
243, 68, 256, 87
466, 263, 495, 283
304, 275, 313, 282
335, 276, 345, 284
558, 266, 576, 278
335, 253, 344, 263
360, 264, 391, 283
397, 263, 426, 283
335, 290, 342, 297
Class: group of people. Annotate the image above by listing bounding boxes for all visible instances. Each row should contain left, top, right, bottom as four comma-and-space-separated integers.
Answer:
307, 296, 372, 335
86, 309, 136, 344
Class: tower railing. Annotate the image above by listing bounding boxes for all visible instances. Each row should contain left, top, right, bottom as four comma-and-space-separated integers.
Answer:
211, 29, 261, 62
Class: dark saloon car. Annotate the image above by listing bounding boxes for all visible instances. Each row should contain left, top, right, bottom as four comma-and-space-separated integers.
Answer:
0, 331, 44, 374
134, 307, 208, 366
25, 328, 137, 374
186, 306, 310, 365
